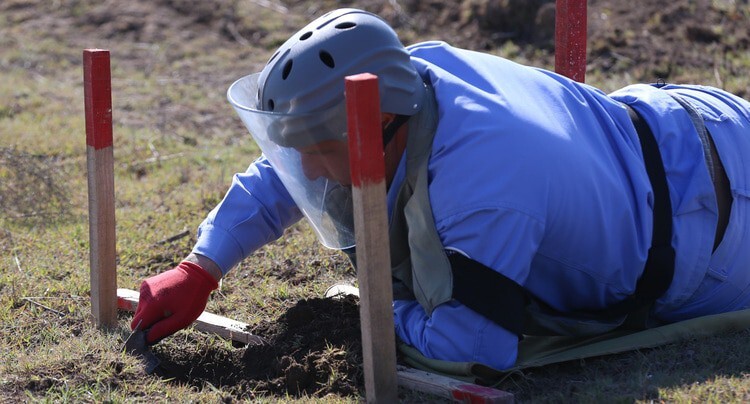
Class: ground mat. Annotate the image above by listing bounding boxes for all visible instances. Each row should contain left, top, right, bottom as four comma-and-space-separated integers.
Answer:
398, 308, 750, 385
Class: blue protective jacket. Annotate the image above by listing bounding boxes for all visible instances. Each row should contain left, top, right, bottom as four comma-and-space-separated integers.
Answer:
194, 41, 750, 370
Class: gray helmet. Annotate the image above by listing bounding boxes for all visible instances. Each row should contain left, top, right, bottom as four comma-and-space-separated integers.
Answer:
226, 9, 425, 249
257, 8, 426, 147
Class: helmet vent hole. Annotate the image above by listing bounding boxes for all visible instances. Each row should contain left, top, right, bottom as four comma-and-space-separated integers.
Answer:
319, 51, 335, 68
281, 59, 293, 80
267, 99, 275, 111
335, 22, 356, 29
300, 31, 312, 40
266, 50, 279, 65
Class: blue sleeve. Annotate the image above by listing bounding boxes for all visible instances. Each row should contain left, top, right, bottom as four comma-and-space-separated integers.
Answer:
192, 155, 303, 274
394, 299, 519, 371
392, 207, 544, 371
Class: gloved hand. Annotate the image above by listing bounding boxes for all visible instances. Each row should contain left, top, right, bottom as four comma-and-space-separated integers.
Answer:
131, 261, 219, 344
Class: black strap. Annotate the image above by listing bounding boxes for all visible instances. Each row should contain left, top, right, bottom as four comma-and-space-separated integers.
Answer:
449, 252, 528, 336
382, 114, 410, 147
448, 105, 676, 335
608, 105, 675, 316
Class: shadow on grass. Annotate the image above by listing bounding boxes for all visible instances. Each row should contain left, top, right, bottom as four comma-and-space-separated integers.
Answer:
498, 329, 750, 402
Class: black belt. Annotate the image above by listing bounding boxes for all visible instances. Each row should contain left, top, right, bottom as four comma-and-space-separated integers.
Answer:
605, 104, 676, 322
615, 94, 731, 321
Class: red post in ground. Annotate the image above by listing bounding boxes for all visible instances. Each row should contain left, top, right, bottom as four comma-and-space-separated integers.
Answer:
555, 0, 588, 82
84, 49, 118, 328
345, 73, 398, 403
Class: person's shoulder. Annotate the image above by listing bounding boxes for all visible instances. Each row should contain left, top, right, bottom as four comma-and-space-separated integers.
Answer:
406, 40, 451, 53
608, 83, 659, 99
407, 41, 494, 58
406, 41, 455, 63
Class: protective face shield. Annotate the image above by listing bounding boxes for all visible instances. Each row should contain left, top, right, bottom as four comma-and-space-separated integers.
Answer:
227, 8, 425, 249
228, 73, 355, 249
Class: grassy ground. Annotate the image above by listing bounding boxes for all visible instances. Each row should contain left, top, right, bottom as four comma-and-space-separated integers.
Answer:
2, 0, 750, 402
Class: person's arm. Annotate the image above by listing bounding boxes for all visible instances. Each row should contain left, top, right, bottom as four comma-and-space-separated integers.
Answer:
132, 156, 302, 343
394, 299, 519, 370
394, 207, 543, 370
192, 155, 303, 275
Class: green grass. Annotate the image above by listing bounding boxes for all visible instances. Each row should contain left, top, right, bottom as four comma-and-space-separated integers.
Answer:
2, 0, 750, 402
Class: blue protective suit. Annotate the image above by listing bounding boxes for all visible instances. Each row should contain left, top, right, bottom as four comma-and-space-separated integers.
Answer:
193, 41, 750, 370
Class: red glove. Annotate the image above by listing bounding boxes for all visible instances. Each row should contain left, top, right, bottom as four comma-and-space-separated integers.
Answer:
131, 261, 219, 344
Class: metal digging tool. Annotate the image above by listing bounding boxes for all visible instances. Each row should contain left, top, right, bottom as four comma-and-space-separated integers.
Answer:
123, 321, 161, 374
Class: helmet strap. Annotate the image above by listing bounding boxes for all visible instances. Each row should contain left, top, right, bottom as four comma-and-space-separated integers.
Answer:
382, 114, 410, 148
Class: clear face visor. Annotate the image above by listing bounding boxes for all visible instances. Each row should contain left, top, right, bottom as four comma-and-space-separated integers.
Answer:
227, 73, 355, 249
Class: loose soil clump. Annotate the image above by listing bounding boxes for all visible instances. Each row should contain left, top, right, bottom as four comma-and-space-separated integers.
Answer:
153, 295, 365, 399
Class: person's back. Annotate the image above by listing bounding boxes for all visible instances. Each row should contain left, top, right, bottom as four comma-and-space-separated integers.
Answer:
392, 41, 750, 369
406, 41, 652, 313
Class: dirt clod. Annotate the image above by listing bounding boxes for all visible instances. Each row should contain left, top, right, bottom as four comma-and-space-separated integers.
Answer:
244, 295, 363, 397
154, 295, 363, 399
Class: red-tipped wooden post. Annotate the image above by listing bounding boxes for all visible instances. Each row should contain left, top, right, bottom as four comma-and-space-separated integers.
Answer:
555, 0, 588, 82
84, 49, 117, 328
345, 73, 398, 403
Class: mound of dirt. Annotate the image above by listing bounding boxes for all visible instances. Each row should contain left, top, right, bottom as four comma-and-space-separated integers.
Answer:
243, 295, 364, 397
153, 295, 365, 399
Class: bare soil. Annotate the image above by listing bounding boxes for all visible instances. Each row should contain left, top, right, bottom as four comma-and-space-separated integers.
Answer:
3, 0, 749, 401
152, 295, 365, 398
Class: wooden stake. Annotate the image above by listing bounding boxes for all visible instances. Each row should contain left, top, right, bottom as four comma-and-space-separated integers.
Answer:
84, 49, 117, 328
397, 366, 514, 403
345, 73, 398, 403
555, 0, 588, 82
